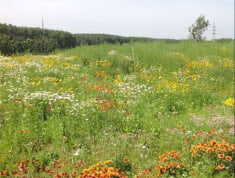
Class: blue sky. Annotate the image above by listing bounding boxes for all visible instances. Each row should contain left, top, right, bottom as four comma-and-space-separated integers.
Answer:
0, 0, 234, 39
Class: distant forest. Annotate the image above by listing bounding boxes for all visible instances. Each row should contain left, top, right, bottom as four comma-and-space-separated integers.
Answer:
0, 23, 232, 56
0, 23, 157, 55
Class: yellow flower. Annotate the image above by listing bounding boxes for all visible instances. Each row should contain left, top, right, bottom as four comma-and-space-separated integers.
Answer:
224, 97, 234, 107
67, 88, 72, 93
36, 81, 41, 86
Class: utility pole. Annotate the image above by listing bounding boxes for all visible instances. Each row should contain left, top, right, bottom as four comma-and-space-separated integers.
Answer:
212, 23, 216, 41
41, 18, 44, 53
42, 18, 44, 29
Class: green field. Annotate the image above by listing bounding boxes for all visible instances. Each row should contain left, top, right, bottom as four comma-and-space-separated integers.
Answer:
0, 40, 234, 177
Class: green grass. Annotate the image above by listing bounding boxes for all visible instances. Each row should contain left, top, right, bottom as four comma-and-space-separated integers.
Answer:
0, 40, 234, 177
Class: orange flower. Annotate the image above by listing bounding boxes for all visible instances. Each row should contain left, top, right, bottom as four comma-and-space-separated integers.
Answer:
218, 164, 225, 169
191, 150, 197, 156
63, 161, 69, 165
12, 171, 20, 176
177, 123, 182, 127
74, 164, 83, 168
123, 157, 129, 163
171, 162, 178, 168
170, 150, 176, 156
226, 156, 232, 162
179, 163, 184, 166
125, 110, 130, 115
60, 157, 66, 160
207, 131, 212, 136
155, 164, 161, 170
54, 174, 61, 178
206, 148, 212, 153
159, 154, 167, 161
143, 169, 150, 175
18, 128, 28, 133
71, 172, 77, 177
104, 160, 113, 164
218, 154, 225, 159
63, 136, 67, 142
61, 172, 69, 177
215, 165, 220, 170
172, 153, 181, 159
164, 164, 170, 170
157, 171, 162, 177
192, 171, 196, 177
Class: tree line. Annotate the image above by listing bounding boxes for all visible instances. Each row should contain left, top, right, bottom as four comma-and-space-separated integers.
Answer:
0, 23, 76, 55
0, 23, 158, 56
2, 22, 230, 56
74, 33, 157, 46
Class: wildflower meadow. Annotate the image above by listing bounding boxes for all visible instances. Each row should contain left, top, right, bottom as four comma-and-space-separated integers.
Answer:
0, 41, 234, 177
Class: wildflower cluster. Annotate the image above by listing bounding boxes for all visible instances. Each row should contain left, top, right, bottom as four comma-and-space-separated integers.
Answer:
93, 59, 112, 67
186, 59, 212, 69
88, 84, 112, 93
0, 157, 85, 177
135, 169, 151, 178
177, 123, 235, 175
80, 160, 127, 178
190, 139, 234, 170
156, 80, 190, 92
0, 159, 30, 176
96, 98, 115, 112
155, 151, 186, 177
224, 97, 234, 107
138, 66, 164, 83
218, 58, 233, 68
114, 74, 122, 84
191, 74, 201, 81
94, 71, 109, 79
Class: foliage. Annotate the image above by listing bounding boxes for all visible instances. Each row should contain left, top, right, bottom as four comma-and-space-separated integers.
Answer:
189, 15, 210, 41
0, 23, 158, 56
0, 23, 75, 55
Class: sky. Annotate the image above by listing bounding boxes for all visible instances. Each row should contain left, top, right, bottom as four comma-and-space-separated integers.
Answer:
0, 0, 234, 39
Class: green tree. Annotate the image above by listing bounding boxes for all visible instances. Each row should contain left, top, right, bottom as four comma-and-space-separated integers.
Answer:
0, 33, 13, 56
189, 15, 210, 41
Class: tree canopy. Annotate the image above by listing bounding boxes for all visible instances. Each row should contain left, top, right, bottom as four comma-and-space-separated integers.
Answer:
189, 15, 210, 41
0, 23, 160, 56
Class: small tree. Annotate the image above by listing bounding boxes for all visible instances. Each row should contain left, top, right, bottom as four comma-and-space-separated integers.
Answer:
189, 15, 210, 41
